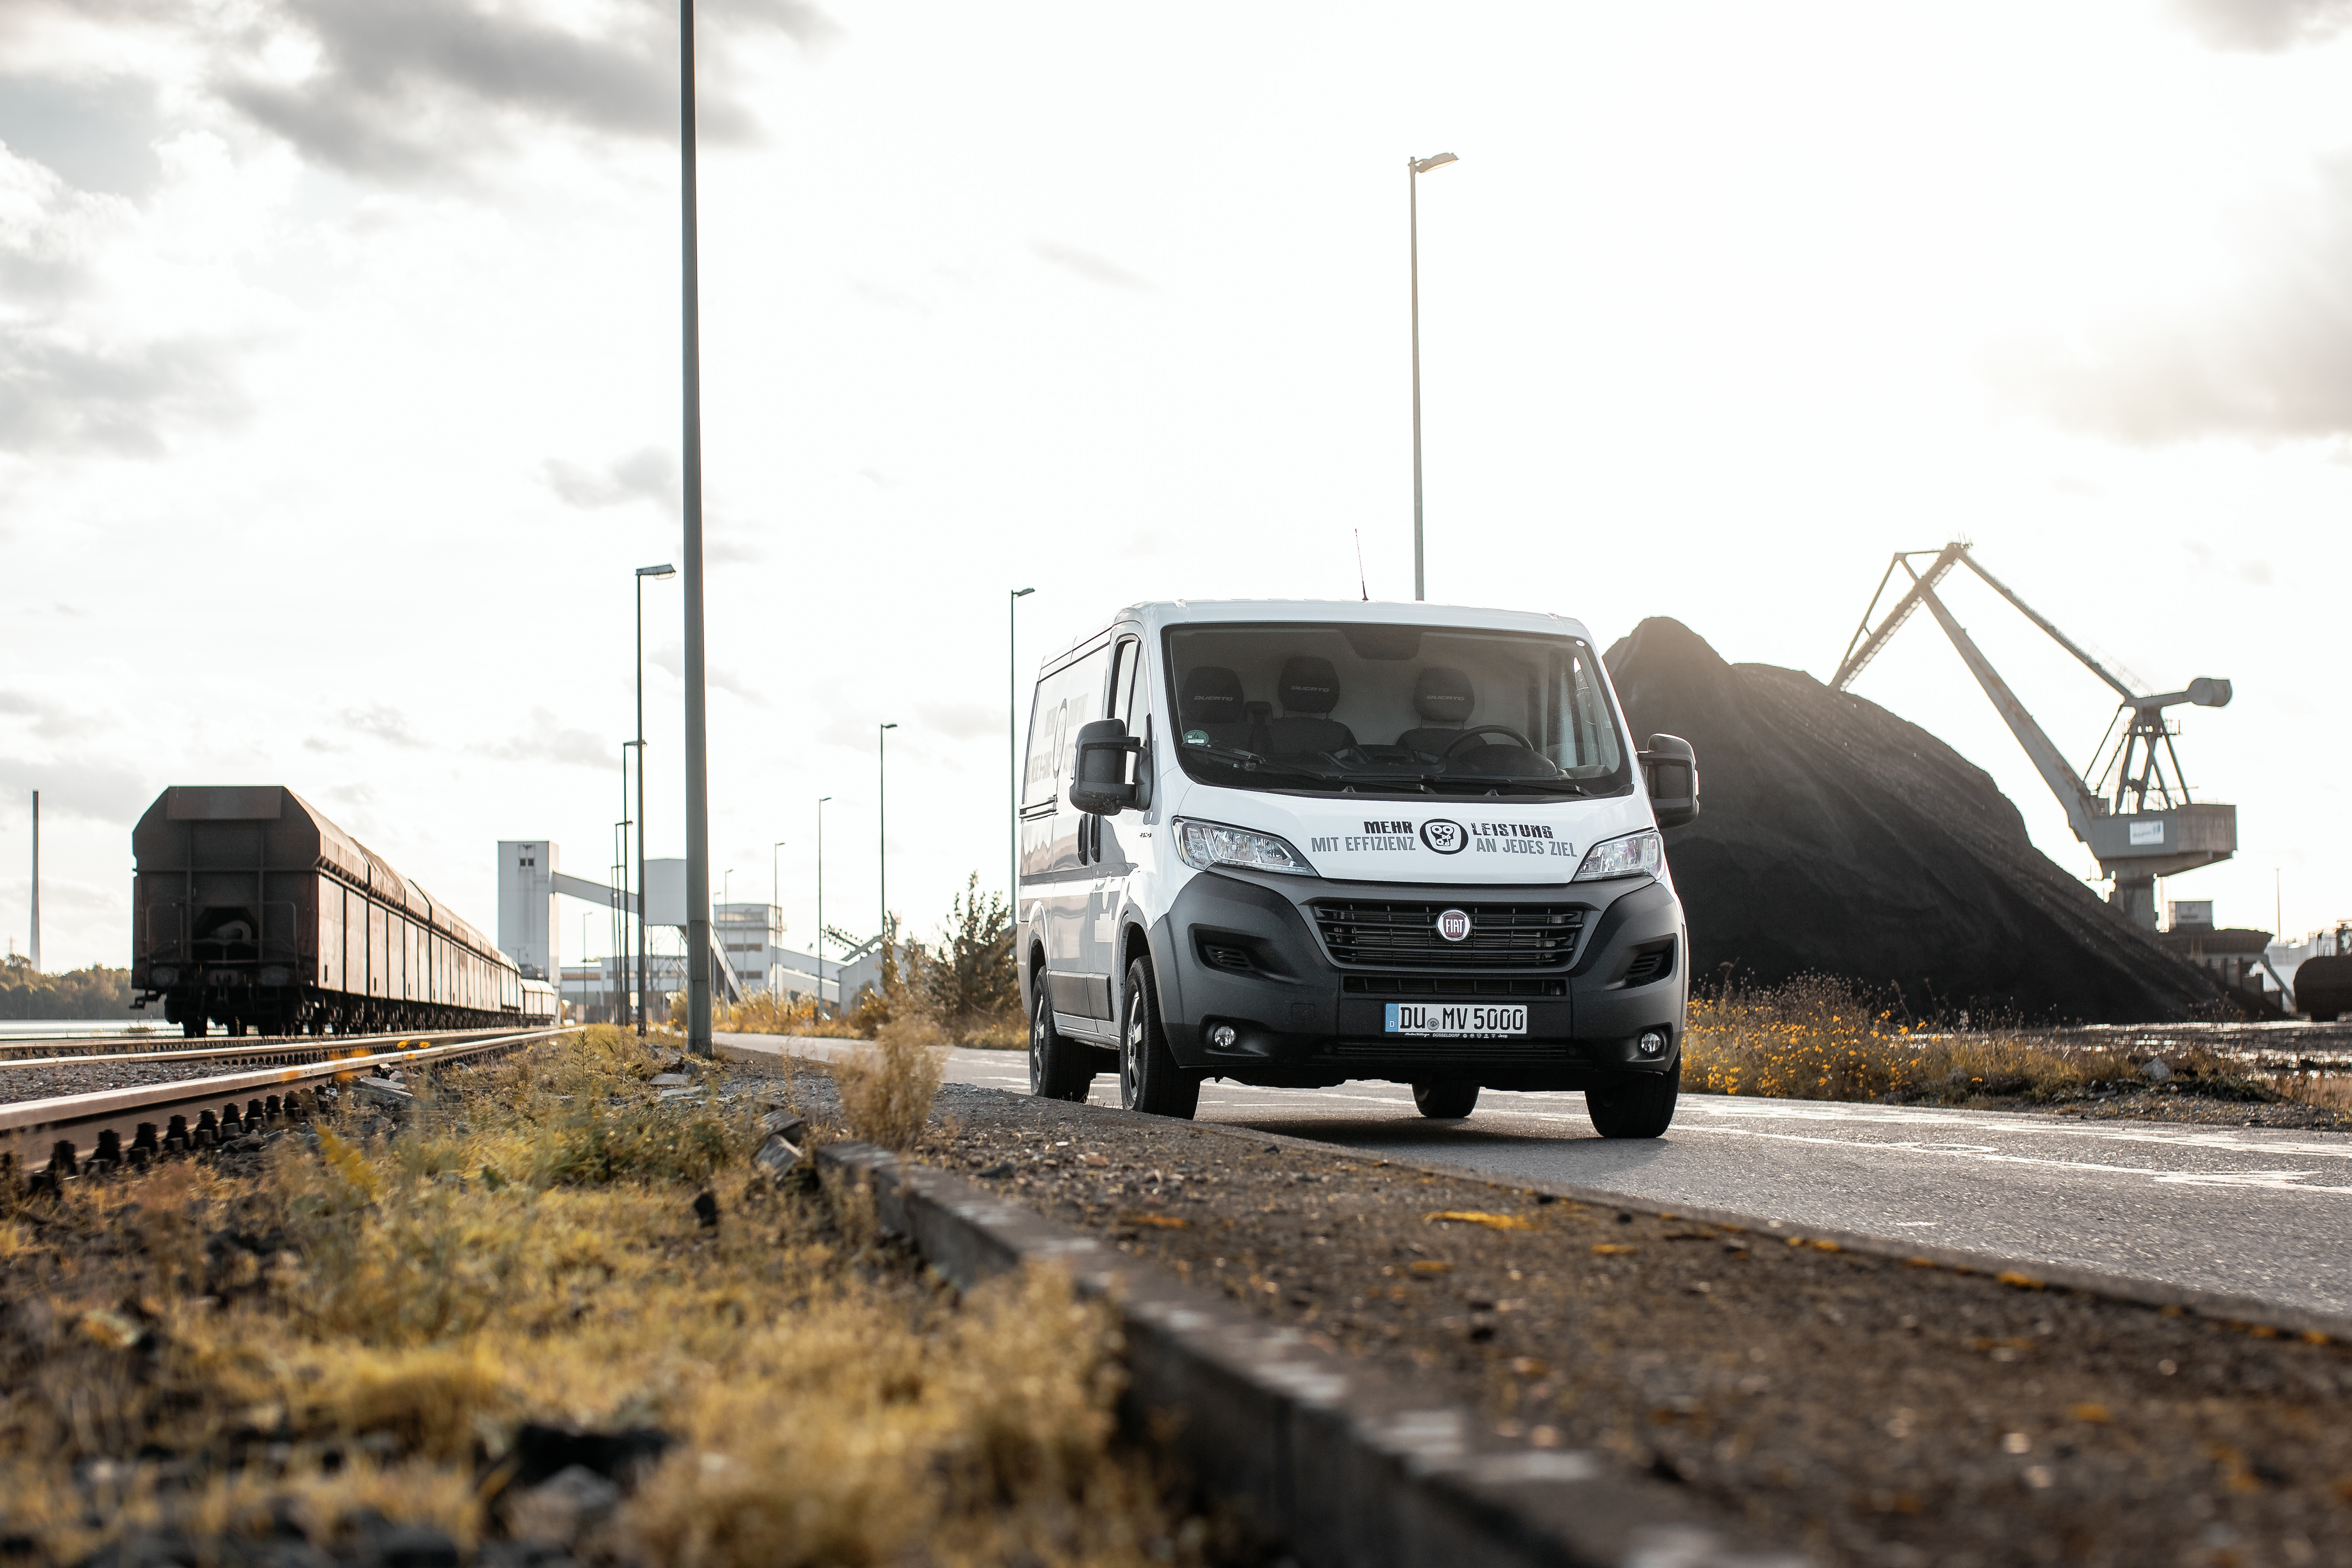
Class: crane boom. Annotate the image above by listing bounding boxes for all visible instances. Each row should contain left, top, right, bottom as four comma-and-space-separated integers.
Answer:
1952, 552, 2137, 704
1912, 582, 2103, 845
1831, 543, 1965, 692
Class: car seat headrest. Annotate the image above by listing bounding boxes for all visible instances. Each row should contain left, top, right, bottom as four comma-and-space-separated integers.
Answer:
1414, 666, 1475, 725
1179, 666, 1244, 725
1278, 656, 1340, 715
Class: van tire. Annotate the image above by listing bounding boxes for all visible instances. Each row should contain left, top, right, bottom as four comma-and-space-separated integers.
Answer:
1030, 987, 1093, 1102
1586, 1060, 1680, 1138
1412, 1081, 1479, 1119
1120, 957, 1199, 1120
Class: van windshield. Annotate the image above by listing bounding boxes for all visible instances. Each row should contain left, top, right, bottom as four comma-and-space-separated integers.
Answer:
1163, 623, 1630, 798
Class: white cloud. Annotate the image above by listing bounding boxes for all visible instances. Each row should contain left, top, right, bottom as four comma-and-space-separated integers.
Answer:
2170, 0, 2352, 50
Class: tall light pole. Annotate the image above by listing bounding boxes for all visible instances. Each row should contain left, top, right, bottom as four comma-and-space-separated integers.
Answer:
816, 796, 832, 1008
633, 564, 675, 1036
1009, 587, 1033, 911
1408, 151, 1458, 603
678, 0, 715, 1058
879, 722, 899, 979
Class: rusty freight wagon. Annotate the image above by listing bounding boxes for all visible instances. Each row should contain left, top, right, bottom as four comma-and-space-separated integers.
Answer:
133, 786, 523, 1038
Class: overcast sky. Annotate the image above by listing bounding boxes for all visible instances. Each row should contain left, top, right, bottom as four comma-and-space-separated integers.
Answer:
4, 0, 2351, 975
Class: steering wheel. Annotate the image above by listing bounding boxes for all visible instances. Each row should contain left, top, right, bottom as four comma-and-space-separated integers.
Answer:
1441, 724, 1537, 758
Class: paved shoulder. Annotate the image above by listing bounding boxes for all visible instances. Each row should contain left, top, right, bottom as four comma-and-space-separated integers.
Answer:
718, 1031, 2352, 1321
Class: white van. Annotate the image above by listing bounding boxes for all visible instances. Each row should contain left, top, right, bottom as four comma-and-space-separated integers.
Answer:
1017, 600, 1699, 1136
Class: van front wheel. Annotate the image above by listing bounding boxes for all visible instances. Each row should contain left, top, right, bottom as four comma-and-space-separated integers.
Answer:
1120, 958, 1200, 1120
1412, 1081, 1479, 1119
1030, 986, 1093, 1102
1586, 1060, 1680, 1139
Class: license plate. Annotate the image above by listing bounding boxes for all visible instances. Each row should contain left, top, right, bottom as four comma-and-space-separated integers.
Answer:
1384, 1003, 1528, 1038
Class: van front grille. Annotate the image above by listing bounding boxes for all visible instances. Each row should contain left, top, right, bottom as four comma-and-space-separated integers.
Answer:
1310, 901, 1585, 970
1342, 975, 1565, 997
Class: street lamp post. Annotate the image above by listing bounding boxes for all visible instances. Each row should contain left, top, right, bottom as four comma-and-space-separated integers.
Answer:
678, 0, 714, 1059
816, 796, 832, 1008
1009, 587, 1034, 912
1407, 151, 1458, 603
634, 564, 676, 1036
879, 722, 898, 984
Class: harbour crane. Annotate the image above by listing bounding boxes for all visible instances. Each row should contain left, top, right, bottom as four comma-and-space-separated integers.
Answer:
1831, 542, 2236, 930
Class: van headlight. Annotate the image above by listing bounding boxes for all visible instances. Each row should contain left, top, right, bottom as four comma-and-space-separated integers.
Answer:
1175, 818, 1318, 877
1572, 828, 1663, 882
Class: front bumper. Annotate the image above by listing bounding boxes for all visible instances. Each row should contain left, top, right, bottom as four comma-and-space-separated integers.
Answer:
1149, 867, 1686, 1090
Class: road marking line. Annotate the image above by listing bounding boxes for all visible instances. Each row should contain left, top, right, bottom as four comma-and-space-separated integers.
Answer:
1676, 1123, 2352, 1195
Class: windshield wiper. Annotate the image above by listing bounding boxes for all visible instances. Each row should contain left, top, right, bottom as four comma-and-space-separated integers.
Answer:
1181, 743, 1353, 786
1412, 774, 1592, 797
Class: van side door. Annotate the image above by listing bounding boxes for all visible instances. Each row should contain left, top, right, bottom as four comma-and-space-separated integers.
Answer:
1019, 638, 1114, 1036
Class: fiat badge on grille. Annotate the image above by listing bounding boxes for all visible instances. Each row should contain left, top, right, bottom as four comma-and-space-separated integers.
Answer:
1435, 908, 1473, 942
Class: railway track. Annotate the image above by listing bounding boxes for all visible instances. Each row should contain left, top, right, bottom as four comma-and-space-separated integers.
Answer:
0, 1026, 538, 1062
0, 1027, 527, 1070
0, 1025, 571, 1190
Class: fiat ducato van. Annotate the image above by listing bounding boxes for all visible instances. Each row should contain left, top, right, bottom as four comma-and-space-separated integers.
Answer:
1017, 600, 1698, 1135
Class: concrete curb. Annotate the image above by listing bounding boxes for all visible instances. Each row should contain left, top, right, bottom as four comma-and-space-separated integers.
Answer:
814, 1137, 1808, 1568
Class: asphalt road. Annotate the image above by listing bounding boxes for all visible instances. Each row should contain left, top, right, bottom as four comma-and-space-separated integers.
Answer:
720, 1033, 2352, 1323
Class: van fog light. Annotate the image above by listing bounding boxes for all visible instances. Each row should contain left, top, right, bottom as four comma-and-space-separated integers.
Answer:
1209, 1025, 1238, 1050
1636, 1030, 1668, 1057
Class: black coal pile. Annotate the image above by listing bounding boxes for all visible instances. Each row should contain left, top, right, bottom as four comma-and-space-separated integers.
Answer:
1606, 617, 2222, 1024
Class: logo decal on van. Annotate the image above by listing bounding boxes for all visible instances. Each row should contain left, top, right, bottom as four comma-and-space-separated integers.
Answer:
1420, 819, 1467, 854
1436, 908, 1473, 942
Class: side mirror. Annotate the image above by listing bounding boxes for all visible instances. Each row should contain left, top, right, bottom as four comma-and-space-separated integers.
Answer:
1639, 733, 1700, 829
1068, 718, 1149, 815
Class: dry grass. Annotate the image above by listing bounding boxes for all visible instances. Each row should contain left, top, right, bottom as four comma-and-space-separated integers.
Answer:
718, 990, 865, 1039
1683, 976, 2301, 1107
0, 1028, 1224, 1567
834, 1023, 947, 1150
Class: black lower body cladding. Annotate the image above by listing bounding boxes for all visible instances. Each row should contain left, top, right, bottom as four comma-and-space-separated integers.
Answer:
1150, 867, 1685, 1091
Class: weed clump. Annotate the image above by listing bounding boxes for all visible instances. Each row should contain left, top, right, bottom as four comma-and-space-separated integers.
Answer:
835, 1025, 945, 1150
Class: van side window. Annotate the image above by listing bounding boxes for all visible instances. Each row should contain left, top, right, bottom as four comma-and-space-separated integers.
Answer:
1111, 638, 1143, 729
1022, 643, 1113, 810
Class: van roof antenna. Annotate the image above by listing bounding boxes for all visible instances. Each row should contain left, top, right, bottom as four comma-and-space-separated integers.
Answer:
1353, 529, 1369, 601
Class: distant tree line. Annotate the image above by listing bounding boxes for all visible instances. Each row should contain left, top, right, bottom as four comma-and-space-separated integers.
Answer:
0, 955, 135, 1019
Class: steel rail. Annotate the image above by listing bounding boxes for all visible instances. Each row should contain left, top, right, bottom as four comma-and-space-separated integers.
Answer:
0, 1025, 551, 1061
0, 1028, 522, 1071
0, 1026, 571, 1186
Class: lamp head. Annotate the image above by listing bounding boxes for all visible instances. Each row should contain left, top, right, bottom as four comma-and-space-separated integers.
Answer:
1411, 152, 1460, 174
1013, 586, 1035, 599
637, 563, 677, 578
881, 722, 898, 731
